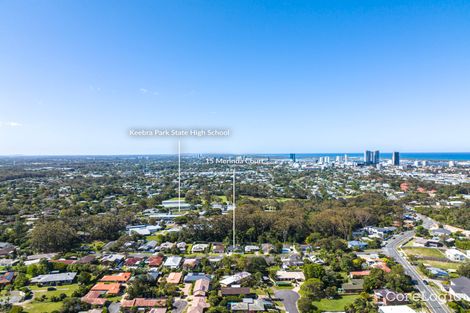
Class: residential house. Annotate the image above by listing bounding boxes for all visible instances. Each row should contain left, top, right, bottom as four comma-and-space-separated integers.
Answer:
192, 244, 209, 253
167, 272, 183, 284
275, 271, 305, 282
30, 272, 77, 286
244, 245, 260, 253
125, 257, 144, 267
0, 247, 15, 258
231, 299, 265, 312
121, 298, 167, 311
101, 254, 125, 266
431, 228, 451, 237
148, 255, 164, 267
100, 272, 131, 283
163, 256, 182, 269
449, 277, 470, 302
348, 241, 368, 250
187, 297, 210, 313
0, 272, 15, 285
183, 258, 199, 270
139, 241, 158, 252
220, 272, 251, 287
281, 253, 303, 268
427, 267, 449, 279
212, 243, 225, 254
184, 273, 212, 283
261, 243, 274, 254
445, 249, 467, 262
177, 242, 187, 252
193, 279, 210, 297
91, 282, 121, 295
349, 271, 371, 279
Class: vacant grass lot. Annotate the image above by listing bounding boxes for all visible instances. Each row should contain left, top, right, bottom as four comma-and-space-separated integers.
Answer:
420, 260, 460, 270
402, 247, 445, 258
313, 295, 360, 312
23, 284, 80, 313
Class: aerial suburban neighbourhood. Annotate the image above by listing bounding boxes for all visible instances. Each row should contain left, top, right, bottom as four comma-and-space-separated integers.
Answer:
2, 1, 470, 313
0, 153, 469, 313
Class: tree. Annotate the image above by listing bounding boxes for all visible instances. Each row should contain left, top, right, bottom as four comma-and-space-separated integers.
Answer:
385, 265, 413, 292
324, 286, 338, 299
304, 263, 326, 279
30, 220, 77, 252
363, 269, 386, 292
457, 261, 470, 278
300, 278, 325, 301
298, 297, 317, 313
60, 297, 90, 312
77, 272, 91, 285
345, 294, 378, 313
245, 256, 268, 274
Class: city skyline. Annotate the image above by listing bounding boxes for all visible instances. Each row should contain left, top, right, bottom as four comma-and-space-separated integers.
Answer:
2, 1, 470, 155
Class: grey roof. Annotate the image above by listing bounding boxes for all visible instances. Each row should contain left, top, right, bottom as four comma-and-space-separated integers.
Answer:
451, 277, 470, 296
30, 272, 77, 284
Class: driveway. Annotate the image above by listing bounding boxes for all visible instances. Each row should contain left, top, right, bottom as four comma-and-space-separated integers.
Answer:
173, 299, 188, 313
275, 290, 300, 313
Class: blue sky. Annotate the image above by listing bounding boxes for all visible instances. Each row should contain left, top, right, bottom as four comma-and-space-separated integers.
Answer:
1, 0, 470, 155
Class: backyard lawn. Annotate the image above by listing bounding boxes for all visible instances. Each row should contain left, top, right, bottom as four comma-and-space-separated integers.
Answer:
313, 295, 360, 312
23, 284, 80, 313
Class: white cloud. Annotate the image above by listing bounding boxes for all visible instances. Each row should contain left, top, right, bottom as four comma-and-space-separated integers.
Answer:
0, 121, 22, 127
139, 88, 159, 95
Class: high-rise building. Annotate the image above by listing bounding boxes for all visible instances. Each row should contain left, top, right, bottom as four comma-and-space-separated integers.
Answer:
372, 150, 380, 164
290, 153, 296, 162
364, 150, 372, 164
392, 152, 400, 166
364, 150, 380, 165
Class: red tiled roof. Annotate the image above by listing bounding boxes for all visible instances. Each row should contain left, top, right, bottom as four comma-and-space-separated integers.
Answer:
121, 298, 166, 308
350, 271, 371, 277
125, 257, 143, 266
100, 272, 131, 282
91, 282, 121, 295
373, 262, 391, 273
148, 255, 164, 267
81, 291, 107, 305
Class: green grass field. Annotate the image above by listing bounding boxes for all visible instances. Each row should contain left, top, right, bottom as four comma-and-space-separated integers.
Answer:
313, 295, 360, 312
402, 247, 445, 258
420, 260, 460, 270
23, 284, 80, 313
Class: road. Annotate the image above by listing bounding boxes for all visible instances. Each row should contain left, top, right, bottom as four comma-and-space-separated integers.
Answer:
383, 231, 452, 313
275, 290, 299, 313
416, 213, 439, 230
